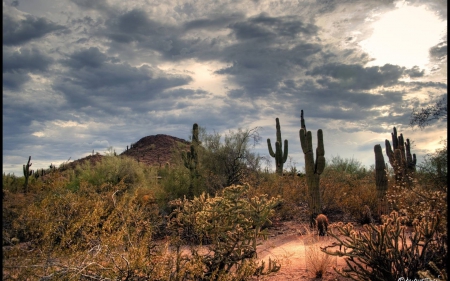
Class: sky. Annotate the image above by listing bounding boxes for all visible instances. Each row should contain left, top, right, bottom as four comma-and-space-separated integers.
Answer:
3, 0, 447, 176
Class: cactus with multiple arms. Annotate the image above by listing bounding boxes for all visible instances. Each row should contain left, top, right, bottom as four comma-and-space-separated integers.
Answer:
267, 118, 288, 175
299, 110, 325, 226
385, 127, 416, 188
23, 156, 32, 193
374, 144, 389, 217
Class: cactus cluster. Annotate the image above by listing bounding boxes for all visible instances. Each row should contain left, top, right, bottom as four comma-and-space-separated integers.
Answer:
323, 211, 446, 280
267, 118, 288, 175
385, 127, 417, 187
168, 184, 282, 279
299, 110, 325, 226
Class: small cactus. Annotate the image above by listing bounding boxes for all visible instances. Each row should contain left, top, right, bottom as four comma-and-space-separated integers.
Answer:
23, 156, 32, 193
267, 118, 288, 175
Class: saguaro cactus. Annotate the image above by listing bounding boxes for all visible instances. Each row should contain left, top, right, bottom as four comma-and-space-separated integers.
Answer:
267, 118, 288, 175
374, 144, 388, 217
385, 127, 416, 188
299, 110, 325, 226
23, 156, 32, 193
182, 123, 200, 197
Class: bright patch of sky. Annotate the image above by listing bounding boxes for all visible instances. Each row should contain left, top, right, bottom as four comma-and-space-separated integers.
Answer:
360, 1, 446, 71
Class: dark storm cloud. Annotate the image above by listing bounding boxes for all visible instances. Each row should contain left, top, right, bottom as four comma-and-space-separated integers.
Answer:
3, 13, 67, 46
215, 41, 323, 97
3, 47, 54, 90
202, 13, 326, 98
429, 41, 447, 60
229, 13, 318, 41
3, 72, 31, 91
60, 47, 109, 69
53, 47, 194, 115
308, 63, 407, 90
184, 13, 245, 31
102, 9, 192, 58
69, 0, 110, 11
3, 47, 54, 72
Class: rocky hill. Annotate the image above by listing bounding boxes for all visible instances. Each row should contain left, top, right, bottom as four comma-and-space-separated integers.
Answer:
120, 134, 190, 167
63, 134, 190, 170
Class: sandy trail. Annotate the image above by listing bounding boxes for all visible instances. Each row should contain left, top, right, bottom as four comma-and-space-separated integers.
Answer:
251, 221, 351, 280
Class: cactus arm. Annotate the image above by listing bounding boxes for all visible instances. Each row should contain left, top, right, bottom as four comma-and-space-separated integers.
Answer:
385, 139, 395, 164
391, 127, 398, 149
315, 129, 325, 174
267, 139, 276, 157
282, 139, 288, 163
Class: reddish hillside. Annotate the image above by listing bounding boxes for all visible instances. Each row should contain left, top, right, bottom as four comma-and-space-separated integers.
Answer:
120, 134, 190, 167
63, 134, 190, 170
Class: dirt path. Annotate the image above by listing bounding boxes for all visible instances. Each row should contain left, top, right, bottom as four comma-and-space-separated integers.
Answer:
252, 221, 352, 280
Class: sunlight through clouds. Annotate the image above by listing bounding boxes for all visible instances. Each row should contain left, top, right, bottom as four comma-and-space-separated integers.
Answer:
360, 2, 446, 70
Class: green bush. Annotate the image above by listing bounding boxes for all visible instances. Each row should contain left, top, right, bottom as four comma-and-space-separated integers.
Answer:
65, 155, 157, 192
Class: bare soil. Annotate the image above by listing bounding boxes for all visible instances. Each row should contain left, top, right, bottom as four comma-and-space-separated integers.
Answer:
252, 221, 353, 281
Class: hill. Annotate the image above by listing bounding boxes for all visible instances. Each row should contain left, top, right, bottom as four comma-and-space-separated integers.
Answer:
120, 134, 190, 167
63, 134, 190, 170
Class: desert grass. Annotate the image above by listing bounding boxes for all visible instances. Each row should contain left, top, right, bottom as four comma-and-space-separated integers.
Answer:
305, 242, 335, 278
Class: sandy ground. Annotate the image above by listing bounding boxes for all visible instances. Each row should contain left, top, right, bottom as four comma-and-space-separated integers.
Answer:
251, 221, 352, 281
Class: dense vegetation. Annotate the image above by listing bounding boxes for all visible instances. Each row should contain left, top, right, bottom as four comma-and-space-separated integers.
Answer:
2, 121, 447, 280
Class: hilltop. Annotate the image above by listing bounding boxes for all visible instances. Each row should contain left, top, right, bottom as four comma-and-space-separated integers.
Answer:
65, 134, 190, 169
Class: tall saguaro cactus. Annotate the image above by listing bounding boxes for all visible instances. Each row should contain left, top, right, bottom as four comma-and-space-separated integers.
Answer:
267, 118, 288, 175
385, 127, 416, 188
23, 156, 32, 193
299, 110, 325, 226
182, 123, 200, 197
374, 144, 388, 217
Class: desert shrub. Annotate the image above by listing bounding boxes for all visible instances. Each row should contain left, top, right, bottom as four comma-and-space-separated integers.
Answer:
306, 243, 335, 278
65, 155, 157, 192
323, 211, 447, 280
3, 174, 170, 280
3, 172, 24, 193
416, 139, 447, 188
244, 171, 307, 221
320, 167, 377, 222
167, 184, 282, 279
157, 165, 199, 208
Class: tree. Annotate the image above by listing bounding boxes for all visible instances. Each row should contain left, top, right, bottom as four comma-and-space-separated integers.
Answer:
410, 97, 447, 128
200, 127, 263, 191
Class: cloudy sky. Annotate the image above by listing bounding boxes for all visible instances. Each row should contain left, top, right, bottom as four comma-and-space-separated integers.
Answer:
3, 0, 447, 175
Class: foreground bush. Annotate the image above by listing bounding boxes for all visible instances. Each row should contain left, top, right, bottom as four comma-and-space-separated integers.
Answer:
168, 184, 282, 280
322, 211, 447, 280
